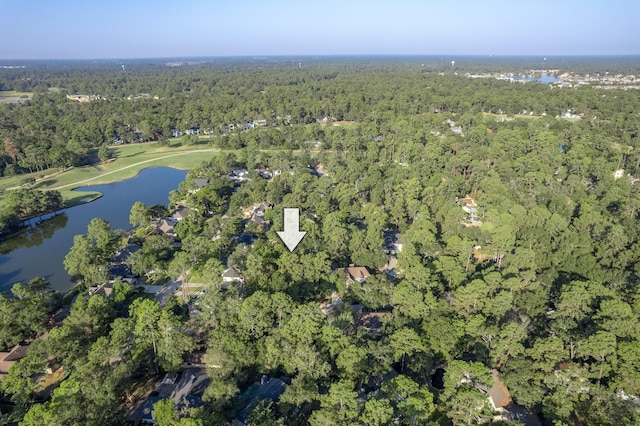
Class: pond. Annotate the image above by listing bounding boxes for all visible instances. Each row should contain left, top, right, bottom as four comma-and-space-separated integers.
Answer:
0, 167, 188, 293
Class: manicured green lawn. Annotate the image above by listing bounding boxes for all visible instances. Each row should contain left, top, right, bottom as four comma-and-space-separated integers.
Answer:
0, 136, 315, 209
0, 140, 226, 208
0, 90, 33, 98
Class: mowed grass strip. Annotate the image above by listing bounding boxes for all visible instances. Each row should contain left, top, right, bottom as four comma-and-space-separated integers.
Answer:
0, 90, 33, 98
0, 141, 224, 207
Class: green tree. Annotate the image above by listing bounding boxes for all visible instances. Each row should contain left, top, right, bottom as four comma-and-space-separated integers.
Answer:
98, 143, 114, 162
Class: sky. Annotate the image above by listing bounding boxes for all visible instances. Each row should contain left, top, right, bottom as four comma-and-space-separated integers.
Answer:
0, 0, 639, 59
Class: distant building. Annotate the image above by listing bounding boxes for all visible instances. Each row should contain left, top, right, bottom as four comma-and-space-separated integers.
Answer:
458, 196, 482, 226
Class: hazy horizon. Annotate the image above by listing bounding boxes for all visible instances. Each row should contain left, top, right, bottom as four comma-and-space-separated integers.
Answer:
1, 0, 639, 60
2, 54, 640, 63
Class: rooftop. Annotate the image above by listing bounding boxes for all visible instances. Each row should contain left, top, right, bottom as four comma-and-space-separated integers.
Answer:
345, 265, 371, 283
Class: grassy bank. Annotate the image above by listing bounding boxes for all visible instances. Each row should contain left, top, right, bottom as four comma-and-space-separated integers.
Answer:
0, 132, 316, 209
0, 140, 225, 208
48, 143, 223, 207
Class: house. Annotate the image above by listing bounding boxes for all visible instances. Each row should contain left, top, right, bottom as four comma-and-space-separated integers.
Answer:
127, 369, 208, 425
171, 368, 209, 412
193, 178, 210, 190
383, 232, 403, 254
367, 368, 399, 391
345, 265, 371, 284
49, 306, 71, 327
0, 344, 30, 380
109, 262, 134, 279
88, 281, 114, 298
482, 370, 542, 426
222, 266, 244, 283
234, 377, 290, 426
248, 203, 270, 230
171, 206, 189, 221
228, 168, 249, 182
111, 243, 141, 264
313, 163, 329, 176
137, 395, 164, 425
157, 219, 176, 237
236, 231, 256, 245
319, 291, 344, 315
351, 305, 389, 337
458, 196, 482, 226
458, 196, 477, 212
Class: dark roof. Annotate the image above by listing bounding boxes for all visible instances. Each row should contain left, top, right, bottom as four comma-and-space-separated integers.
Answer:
193, 179, 210, 189
51, 306, 71, 324
89, 281, 114, 297
158, 219, 175, 235
109, 263, 132, 278
0, 344, 29, 363
383, 231, 403, 251
112, 243, 141, 263
236, 231, 256, 245
171, 368, 209, 411
356, 312, 388, 337
172, 206, 189, 219
139, 395, 164, 423
236, 377, 288, 424
222, 266, 240, 279
367, 368, 399, 390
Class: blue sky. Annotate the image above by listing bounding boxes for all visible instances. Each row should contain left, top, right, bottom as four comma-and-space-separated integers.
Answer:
0, 0, 638, 59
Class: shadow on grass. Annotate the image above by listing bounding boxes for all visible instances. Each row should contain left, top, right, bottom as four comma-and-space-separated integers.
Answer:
35, 179, 58, 188
120, 151, 145, 158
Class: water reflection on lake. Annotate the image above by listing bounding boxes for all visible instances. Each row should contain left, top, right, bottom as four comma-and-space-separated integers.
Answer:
0, 167, 187, 293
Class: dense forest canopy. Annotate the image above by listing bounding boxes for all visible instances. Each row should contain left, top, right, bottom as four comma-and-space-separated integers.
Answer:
1, 56, 639, 178
1, 57, 640, 425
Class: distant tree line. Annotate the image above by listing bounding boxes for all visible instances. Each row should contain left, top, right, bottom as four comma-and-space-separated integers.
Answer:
1, 59, 639, 177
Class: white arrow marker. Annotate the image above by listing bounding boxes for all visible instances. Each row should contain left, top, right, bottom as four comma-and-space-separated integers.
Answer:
277, 208, 307, 252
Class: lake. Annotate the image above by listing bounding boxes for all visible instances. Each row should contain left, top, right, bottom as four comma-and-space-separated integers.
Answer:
511, 74, 562, 83
0, 167, 188, 293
